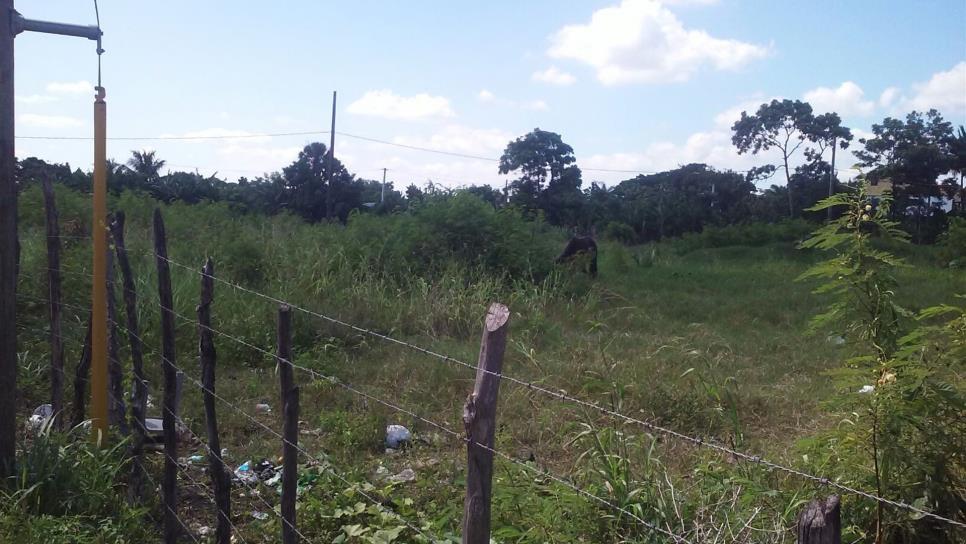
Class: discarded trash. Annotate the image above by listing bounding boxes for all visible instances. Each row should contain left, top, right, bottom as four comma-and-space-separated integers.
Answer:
251, 511, 269, 521
826, 335, 846, 346
26, 404, 53, 434
255, 403, 272, 414
858, 385, 875, 394
220, 448, 229, 458
264, 471, 282, 487
197, 526, 211, 536
188, 455, 204, 464
235, 461, 257, 485
385, 425, 412, 449
254, 459, 277, 480
389, 468, 416, 483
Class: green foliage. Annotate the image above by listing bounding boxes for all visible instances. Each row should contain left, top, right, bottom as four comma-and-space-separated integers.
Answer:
670, 219, 813, 253
798, 188, 965, 542
0, 428, 152, 543
937, 216, 966, 266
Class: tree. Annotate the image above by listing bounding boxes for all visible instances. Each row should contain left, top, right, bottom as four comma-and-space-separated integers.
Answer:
281, 142, 352, 223
854, 110, 954, 210
499, 128, 583, 224
732, 100, 849, 218
126, 150, 166, 181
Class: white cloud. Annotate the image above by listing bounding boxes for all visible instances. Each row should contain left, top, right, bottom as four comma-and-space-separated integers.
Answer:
523, 100, 549, 111
477, 89, 496, 102
45, 80, 93, 95
803, 81, 875, 117
531, 66, 577, 86
18, 114, 83, 129
547, 0, 769, 85
392, 125, 511, 155
15, 94, 58, 104
900, 62, 966, 114
347, 90, 455, 120
878, 87, 900, 108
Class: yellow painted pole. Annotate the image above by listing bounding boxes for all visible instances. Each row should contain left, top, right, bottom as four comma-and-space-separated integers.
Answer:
90, 86, 108, 443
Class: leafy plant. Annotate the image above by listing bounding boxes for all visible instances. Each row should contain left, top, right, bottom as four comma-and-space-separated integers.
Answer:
798, 188, 965, 543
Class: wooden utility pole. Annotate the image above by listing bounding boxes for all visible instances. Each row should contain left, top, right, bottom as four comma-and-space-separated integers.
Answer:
0, 0, 17, 475
381, 168, 387, 204
326, 91, 337, 222
462, 303, 510, 544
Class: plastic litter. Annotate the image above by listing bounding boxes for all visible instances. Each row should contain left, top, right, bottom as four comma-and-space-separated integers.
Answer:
385, 424, 412, 449
252, 511, 269, 521
826, 335, 846, 345
234, 460, 257, 485
389, 468, 416, 483
188, 455, 204, 464
255, 403, 272, 414
27, 404, 53, 434
858, 385, 875, 394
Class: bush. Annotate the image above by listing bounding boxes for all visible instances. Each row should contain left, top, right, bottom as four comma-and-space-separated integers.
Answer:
938, 216, 966, 267
669, 220, 814, 253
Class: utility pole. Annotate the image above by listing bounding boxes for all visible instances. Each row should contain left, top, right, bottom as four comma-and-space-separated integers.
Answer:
325, 91, 336, 222
827, 136, 837, 221
381, 167, 387, 204
1, 0, 17, 475
0, 3, 105, 454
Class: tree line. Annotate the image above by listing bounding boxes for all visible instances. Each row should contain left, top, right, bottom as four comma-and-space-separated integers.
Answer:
15, 102, 966, 244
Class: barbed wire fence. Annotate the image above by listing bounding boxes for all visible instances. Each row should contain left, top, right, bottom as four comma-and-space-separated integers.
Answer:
11, 197, 966, 543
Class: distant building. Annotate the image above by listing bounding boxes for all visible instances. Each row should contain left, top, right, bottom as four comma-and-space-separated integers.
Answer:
865, 177, 952, 212
865, 177, 893, 199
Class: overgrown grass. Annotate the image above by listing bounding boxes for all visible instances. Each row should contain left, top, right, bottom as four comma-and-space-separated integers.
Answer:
10, 185, 965, 542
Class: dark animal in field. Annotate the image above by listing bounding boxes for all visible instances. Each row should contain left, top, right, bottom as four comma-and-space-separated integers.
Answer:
555, 235, 598, 277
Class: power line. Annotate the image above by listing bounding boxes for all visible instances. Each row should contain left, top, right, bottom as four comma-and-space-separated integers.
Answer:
16, 130, 331, 141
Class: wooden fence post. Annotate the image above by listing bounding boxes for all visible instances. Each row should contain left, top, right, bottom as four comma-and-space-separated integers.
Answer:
199, 258, 231, 544
41, 177, 64, 428
277, 305, 299, 544
109, 211, 148, 502
797, 495, 841, 544
106, 244, 128, 435
154, 209, 179, 544
462, 303, 510, 544
71, 312, 92, 429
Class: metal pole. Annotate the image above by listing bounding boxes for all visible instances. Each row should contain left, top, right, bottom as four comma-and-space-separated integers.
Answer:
326, 91, 336, 222
381, 167, 387, 204
90, 86, 108, 442
0, 0, 18, 475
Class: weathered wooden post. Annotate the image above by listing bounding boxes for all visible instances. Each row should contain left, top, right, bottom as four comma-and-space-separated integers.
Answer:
42, 177, 64, 428
277, 305, 299, 544
71, 312, 92, 429
462, 302, 510, 544
199, 258, 231, 544
105, 245, 128, 434
154, 209, 179, 544
797, 495, 841, 544
109, 211, 148, 502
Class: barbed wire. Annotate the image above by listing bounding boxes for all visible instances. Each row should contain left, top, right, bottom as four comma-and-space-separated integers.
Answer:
21, 293, 313, 544
141, 252, 966, 530
156, 302, 689, 542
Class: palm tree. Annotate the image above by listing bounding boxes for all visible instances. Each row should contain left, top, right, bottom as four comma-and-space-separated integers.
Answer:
126, 150, 166, 181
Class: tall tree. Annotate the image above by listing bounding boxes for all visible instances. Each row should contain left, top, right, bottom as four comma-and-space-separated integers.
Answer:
732, 99, 842, 218
946, 125, 966, 211
499, 128, 583, 224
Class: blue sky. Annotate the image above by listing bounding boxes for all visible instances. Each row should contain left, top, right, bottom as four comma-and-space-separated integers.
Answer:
12, 0, 966, 188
